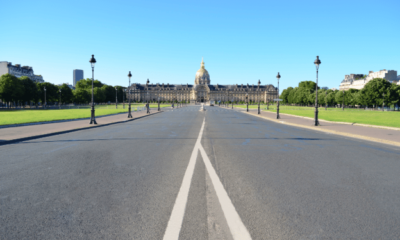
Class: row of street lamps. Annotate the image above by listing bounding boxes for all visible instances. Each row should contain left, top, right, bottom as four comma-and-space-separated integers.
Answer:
86, 54, 322, 125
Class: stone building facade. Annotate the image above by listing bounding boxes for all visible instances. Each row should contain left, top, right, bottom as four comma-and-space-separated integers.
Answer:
128, 59, 278, 103
0, 61, 44, 83
339, 69, 399, 90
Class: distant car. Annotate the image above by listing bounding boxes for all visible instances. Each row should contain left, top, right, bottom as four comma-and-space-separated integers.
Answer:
209, 100, 215, 106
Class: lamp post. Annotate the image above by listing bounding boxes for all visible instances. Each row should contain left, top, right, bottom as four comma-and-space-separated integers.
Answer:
231, 98, 234, 109
258, 80, 261, 114
158, 97, 160, 111
44, 87, 46, 109
342, 90, 345, 111
276, 73, 280, 119
89, 54, 97, 124
246, 93, 249, 112
128, 71, 133, 118
115, 87, 118, 109
382, 93, 385, 111
314, 56, 321, 126
325, 91, 327, 110
59, 89, 61, 109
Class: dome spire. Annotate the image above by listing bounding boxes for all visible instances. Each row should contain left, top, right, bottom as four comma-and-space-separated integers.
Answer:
201, 57, 205, 69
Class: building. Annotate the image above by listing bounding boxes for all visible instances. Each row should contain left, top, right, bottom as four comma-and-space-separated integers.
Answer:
127, 59, 278, 103
73, 69, 84, 86
339, 69, 398, 90
0, 61, 44, 83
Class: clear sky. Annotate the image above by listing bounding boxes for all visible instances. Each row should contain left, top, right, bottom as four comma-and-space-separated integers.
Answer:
1, 0, 399, 92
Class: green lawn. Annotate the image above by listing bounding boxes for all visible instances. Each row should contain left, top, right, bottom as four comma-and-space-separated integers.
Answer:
235, 105, 400, 128
0, 108, 132, 125
0, 103, 174, 125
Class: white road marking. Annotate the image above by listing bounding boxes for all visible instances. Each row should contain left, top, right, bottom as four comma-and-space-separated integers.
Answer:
162, 119, 205, 240
199, 144, 252, 240
163, 118, 252, 240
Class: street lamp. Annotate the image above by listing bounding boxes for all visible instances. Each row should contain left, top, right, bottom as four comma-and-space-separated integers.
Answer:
325, 91, 327, 110
246, 93, 249, 112
59, 89, 61, 109
258, 79, 261, 114
128, 71, 133, 118
382, 93, 385, 111
44, 87, 46, 109
89, 54, 97, 124
276, 73, 280, 119
115, 87, 118, 109
314, 56, 321, 126
158, 97, 160, 111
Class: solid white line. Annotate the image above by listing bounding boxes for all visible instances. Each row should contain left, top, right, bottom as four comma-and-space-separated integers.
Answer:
199, 144, 252, 240
163, 119, 206, 240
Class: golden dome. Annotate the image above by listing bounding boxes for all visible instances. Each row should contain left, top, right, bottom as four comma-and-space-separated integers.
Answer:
195, 58, 210, 85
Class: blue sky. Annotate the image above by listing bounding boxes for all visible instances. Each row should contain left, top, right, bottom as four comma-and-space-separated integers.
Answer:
1, 0, 399, 92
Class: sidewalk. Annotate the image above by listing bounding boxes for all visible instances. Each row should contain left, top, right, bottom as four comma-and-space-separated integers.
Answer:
0, 110, 162, 144
228, 107, 400, 147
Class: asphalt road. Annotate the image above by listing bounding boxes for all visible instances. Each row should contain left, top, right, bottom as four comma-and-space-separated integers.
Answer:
1, 105, 400, 239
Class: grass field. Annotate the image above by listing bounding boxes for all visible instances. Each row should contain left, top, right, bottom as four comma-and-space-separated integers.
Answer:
0, 104, 174, 125
234, 104, 400, 128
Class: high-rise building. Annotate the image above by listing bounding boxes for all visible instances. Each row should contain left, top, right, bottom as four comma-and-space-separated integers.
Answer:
73, 69, 84, 86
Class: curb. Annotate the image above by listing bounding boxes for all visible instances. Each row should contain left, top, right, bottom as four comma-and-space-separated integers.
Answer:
242, 111, 400, 148
0, 111, 162, 146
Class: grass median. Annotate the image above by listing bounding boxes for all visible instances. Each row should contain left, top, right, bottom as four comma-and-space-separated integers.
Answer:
234, 104, 400, 128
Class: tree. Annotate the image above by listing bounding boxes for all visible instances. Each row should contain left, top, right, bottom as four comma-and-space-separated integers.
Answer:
102, 85, 115, 103
298, 81, 318, 92
359, 78, 392, 107
335, 91, 349, 106
19, 76, 38, 106
280, 87, 293, 104
37, 82, 58, 104
76, 78, 103, 89
73, 88, 90, 104
58, 84, 74, 104
0, 74, 23, 106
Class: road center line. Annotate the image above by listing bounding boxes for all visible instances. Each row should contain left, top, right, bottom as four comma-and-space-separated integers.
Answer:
163, 119, 205, 240
199, 144, 252, 240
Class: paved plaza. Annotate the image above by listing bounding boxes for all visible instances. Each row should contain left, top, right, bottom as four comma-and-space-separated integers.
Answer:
1, 106, 400, 239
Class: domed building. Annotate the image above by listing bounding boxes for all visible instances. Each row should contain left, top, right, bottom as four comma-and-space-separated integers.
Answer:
128, 58, 278, 103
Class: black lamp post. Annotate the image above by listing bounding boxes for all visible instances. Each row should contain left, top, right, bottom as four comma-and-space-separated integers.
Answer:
342, 90, 345, 111
44, 87, 46, 109
314, 56, 321, 126
382, 93, 385, 111
276, 73, 281, 119
158, 97, 160, 111
59, 89, 61, 109
325, 91, 327, 110
246, 93, 249, 112
128, 71, 133, 118
89, 54, 97, 124
231, 98, 234, 109
258, 79, 261, 114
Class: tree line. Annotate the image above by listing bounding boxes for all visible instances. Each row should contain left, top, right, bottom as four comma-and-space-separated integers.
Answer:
0, 74, 127, 106
280, 79, 400, 108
